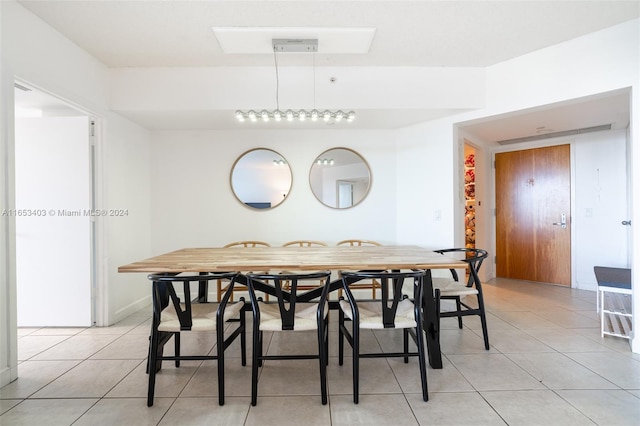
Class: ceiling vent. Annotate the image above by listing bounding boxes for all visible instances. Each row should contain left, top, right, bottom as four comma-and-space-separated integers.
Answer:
497, 124, 612, 145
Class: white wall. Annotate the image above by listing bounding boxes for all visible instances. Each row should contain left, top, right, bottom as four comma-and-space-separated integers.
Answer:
0, 0, 153, 386
103, 118, 152, 323
395, 118, 457, 249
110, 66, 485, 113
149, 129, 396, 253
573, 130, 629, 289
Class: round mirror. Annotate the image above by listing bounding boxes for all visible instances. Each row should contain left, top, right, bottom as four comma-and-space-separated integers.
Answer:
230, 148, 292, 210
309, 148, 371, 209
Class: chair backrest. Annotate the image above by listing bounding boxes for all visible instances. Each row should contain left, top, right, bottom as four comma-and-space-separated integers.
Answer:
282, 240, 327, 247
224, 240, 271, 248
246, 271, 331, 330
435, 248, 488, 287
336, 239, 382, 247
148, 272, 238, 330
340, 270, 426, 328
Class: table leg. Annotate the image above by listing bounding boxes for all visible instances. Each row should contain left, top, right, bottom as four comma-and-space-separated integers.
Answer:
299, 273, 443, 369
198, 272, 208, 302
422, 269, 443, 369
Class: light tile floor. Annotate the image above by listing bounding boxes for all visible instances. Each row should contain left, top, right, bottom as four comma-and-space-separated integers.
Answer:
2, 278, 639, 425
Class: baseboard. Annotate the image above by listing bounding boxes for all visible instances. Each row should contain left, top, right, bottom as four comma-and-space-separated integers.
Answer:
575, 282, 597, 292
0, 365, 17, 387
112, 294, 151, 325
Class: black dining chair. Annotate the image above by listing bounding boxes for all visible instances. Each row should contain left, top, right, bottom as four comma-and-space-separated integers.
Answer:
246, 270, 332, 406
146, 272, 247, 407
433, 248, 490, 350
338, 269, 429, 403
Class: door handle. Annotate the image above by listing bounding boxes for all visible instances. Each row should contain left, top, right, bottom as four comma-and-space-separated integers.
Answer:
552, 213, 567, 229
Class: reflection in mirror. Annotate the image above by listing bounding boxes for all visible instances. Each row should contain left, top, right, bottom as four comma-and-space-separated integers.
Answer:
231, 148, 292, 210
309, 148, 371, 209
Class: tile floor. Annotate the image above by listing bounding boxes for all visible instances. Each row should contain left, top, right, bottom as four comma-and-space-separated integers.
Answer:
1, 278, 639, 425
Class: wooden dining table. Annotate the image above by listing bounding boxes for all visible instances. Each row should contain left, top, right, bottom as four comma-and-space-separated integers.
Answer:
118, 245, 467, 369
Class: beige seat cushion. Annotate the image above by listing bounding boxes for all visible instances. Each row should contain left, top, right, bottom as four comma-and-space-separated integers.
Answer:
258, 301, 328, 331
339, 299, 417, 329
432, 277, 479, 297
158, 301, 244, 332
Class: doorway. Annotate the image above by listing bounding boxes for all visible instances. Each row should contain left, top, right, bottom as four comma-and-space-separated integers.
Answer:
337, 180, 354, 208
495, 144, 572, 286
14, 84, 95, 326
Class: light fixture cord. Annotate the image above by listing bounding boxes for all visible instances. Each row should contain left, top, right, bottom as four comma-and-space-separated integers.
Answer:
313, 51, 316, 109
273, 45, 280, 110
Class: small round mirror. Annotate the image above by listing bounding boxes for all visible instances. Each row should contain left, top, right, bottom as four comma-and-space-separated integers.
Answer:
231, 148, 292, 210
309, 148, 371, 209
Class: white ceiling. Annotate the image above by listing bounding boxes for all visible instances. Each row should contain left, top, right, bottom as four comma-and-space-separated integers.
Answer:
16, 0, 639, 68
459, 89, 631, 143
14, 0, 638, 141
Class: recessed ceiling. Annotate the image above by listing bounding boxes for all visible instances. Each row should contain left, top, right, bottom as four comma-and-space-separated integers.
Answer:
12, 1, 638, 136
458, 90, 630, 144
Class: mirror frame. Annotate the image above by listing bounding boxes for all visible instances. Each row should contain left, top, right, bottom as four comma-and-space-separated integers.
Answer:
309, 147, 372, 209
230, 148, 292, 210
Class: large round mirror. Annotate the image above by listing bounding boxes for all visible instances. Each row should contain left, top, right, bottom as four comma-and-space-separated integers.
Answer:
309, 148, 371, 209
231, 148, 292, 210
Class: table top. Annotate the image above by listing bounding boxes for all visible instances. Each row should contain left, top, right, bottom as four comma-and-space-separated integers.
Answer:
117, 245, 466, 273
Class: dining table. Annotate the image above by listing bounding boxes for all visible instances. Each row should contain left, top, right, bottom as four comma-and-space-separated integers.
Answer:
118, 245, 467, 369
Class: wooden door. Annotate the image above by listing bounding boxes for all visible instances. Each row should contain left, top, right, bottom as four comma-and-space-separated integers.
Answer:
495, 144, 571, 286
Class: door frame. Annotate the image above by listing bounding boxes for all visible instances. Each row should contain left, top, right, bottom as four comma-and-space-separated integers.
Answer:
490, 137, 578, 288
13, 80, 107, 326
2, 79, 108, 385
458, 138, 490, 281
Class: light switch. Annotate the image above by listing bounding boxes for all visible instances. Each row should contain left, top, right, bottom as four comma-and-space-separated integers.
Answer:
585, 208, 593, 218
434, 209, 441, 220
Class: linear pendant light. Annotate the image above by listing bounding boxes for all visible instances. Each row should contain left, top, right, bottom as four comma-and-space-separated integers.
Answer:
235, 39, 355, 124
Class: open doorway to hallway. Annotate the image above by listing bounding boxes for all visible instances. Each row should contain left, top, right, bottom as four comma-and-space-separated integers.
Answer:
14, 82, 96, 327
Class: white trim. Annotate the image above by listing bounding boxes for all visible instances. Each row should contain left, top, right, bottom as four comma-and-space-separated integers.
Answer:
0, 62, 18, 387
570, 141, 577, 288
0, 366, 13, 386
91, 118, 109, 326
113, 295, 151, 324
629, 85, 639, 354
